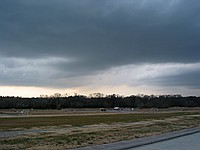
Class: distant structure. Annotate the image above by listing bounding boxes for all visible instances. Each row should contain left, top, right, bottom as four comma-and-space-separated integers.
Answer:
114, 107, 120, 110
20, 110, 29, 115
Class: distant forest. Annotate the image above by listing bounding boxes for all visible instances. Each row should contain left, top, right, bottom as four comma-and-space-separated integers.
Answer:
0, 93, 200, 109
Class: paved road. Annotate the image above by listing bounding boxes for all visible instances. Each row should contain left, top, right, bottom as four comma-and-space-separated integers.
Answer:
76, 127, 200, 150
128, 132, 200, 150
0, 129, 49, 138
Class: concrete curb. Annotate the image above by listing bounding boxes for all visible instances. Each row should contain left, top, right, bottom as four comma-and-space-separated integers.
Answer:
75, 126, 200, 150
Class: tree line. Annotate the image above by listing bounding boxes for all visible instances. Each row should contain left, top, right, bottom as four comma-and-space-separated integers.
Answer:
0, 94, 200, 109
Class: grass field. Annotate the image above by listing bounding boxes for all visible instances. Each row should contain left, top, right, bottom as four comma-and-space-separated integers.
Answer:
0, 109, 200, 149
0, 112, 197, 131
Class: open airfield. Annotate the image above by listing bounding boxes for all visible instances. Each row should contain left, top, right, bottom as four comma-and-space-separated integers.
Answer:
1, 1, 200, 149
0, 108, 200, 150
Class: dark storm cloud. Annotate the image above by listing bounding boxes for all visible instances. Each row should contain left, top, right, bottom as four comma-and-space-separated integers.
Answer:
1, 0, 200, 61
152, 69, 200, 89
0, 0, 200, 89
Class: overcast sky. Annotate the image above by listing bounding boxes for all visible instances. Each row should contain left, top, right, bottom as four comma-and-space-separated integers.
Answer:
0, 0, 200, 97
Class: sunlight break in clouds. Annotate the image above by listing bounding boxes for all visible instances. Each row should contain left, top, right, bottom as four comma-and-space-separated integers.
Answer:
1, 62, 199, 97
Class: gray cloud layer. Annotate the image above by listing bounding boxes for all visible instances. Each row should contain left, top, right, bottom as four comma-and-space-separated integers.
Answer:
0, 0, 200, 90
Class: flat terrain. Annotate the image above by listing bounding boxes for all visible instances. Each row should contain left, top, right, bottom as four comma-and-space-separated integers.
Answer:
0, 108, 200, 150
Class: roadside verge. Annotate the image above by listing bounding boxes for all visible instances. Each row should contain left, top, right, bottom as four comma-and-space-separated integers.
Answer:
75, 126, 200, 150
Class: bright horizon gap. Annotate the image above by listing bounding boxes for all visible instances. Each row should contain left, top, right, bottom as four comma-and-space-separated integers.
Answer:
0, 85, 199, 98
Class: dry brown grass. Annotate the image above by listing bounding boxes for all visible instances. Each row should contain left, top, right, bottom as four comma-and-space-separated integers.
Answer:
0, 110, 200, 150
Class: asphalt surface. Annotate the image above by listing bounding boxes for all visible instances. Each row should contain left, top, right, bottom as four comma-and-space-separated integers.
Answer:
128, 132, 200, 150
0, 129, 48, 138
75, 126, 200, 150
